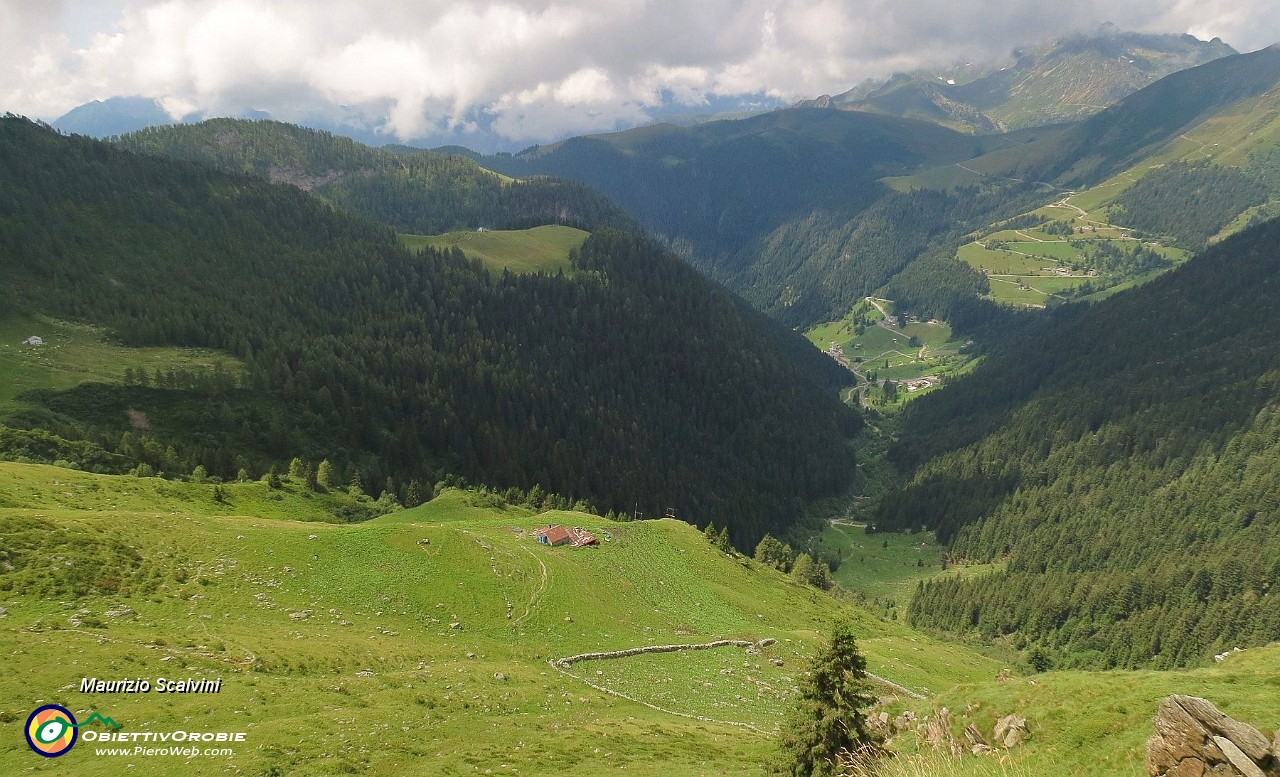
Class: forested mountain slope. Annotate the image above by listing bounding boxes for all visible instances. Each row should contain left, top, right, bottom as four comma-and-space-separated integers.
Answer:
470, 109, 1044, 328
115, 118, 636, 236
876, 215, 1280, 668
0, 117, 856, 544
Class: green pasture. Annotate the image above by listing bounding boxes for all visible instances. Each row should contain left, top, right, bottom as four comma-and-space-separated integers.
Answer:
1004, 241, 1079, 262
399, 225, 588, 277
886, 646, 1280, 777
958, 244, 1050, 275
985, 275, 1086, 307
0, 463, 1003, 776
881, 164, 988, 192
0, 314, 241, 411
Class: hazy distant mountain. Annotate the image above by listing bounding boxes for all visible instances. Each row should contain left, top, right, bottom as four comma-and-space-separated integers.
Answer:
51, 96, 182, 137
52, 92, 776, 153
957, 44, 1280, 189
801, 28, 1236, 133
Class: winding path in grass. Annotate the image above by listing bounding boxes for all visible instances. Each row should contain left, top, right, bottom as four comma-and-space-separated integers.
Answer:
513, 545, 548, 626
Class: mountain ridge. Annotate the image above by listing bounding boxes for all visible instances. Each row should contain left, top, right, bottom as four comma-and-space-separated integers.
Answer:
800, 29, 1236, 134
1, 116, 857, 544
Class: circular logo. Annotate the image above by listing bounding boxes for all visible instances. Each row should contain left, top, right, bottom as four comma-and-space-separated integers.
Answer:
25, 704, 77, 758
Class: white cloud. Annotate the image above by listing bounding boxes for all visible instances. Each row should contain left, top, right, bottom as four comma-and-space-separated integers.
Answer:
0, 0, 1277, 146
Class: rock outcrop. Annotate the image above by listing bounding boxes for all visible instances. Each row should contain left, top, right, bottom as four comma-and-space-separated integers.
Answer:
994, 714, 1030, 748
1146, 695, 1278, 777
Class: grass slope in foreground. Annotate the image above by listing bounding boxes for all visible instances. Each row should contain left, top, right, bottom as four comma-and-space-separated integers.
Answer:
399, 225, 589, 277
0, 464, 1000, 776
879, 645, 1280, 777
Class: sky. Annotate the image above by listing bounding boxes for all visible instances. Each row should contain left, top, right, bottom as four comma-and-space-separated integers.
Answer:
1, 0, 1277, 147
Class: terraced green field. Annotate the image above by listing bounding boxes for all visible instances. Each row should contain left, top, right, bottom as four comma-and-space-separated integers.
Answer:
957, 243, 1047, 275
399, 225, 589, 277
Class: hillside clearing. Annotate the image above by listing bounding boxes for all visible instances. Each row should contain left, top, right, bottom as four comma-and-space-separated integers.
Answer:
0, 313, 241, 411
399, 225, 588, 276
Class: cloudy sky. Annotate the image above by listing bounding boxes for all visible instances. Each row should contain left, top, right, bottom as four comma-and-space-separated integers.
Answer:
2, 0, 1277, 147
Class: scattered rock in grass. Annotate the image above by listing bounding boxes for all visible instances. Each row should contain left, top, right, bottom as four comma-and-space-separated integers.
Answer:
288, 610, 311, 621
308, 534, 318, 540
356, 669, 373, 677
919, 707, 962, 756
450, 622, 462, 630
893, 711, 916, 733
994, 714, 1029, 748
466, 652, 476, 659
771, 658, 784, 667
105, 604, 135, 619
964, 723, 988, 750
996, 668, 1013, 682
494, 672, 506, 681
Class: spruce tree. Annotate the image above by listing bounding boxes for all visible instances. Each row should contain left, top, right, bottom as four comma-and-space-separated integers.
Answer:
791, 553, 815, 585
774, 620, 880, 777
316, 459, 335, 490
716, 527, 733, 554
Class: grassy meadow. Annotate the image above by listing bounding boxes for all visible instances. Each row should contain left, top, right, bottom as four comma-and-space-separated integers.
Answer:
0, 464, 1001, 776
806, 299, 973, 406
0, 314, 241, 411
2, 465, 1275, 776
881, 646, 1280, 777
399, 225, 589, 277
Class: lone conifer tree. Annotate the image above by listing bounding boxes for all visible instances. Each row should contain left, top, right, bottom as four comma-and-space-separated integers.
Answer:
774, 620, 880, 776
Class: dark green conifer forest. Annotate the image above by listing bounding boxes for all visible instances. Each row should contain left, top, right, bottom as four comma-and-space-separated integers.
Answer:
877, 216, 1280, 668
0, 116, 858, 545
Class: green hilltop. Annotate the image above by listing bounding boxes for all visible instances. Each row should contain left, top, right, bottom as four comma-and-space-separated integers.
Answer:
399, 225, 588, 277
113, 118, 637, 236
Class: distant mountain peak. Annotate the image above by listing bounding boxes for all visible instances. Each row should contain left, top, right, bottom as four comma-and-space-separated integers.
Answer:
816, 29, 1236, 134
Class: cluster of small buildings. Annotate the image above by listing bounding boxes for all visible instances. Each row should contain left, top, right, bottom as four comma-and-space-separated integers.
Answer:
533, 525, 598, 548
905, 376, 940, 392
